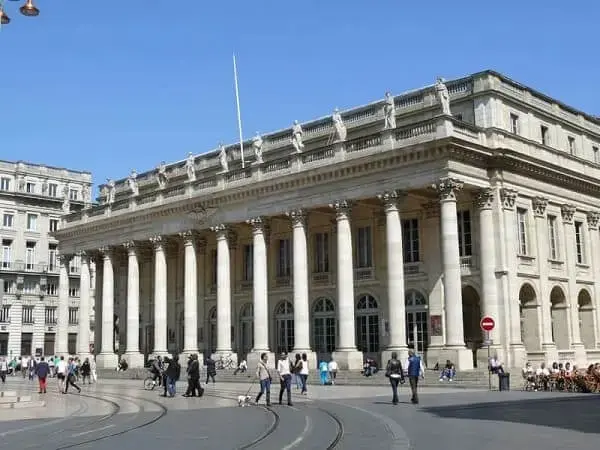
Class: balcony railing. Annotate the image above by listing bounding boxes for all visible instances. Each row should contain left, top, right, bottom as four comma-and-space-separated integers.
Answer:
275, 276, 291, 287
1, 261, 53, 273
312, 272, 331, 284
354, 267, 374, 281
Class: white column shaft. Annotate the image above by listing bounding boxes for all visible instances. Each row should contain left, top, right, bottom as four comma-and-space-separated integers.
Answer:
336, 213, 357, 350
253, 227, 269, 351
77, 257, 91, 355
57, 258, 70, 355
590, 225, 600, 346
563, 221, 582, 344
216, 233, 232, 351
534, 215, 553, 346
154, 245, 168, 353
101, 254, 114, 354
126, 250, 140, 353
183, 242, 198, 352
440, 199, 465, 347
385, 205, 407, 349
292, 219, 310, 351
479, 206, 499, 340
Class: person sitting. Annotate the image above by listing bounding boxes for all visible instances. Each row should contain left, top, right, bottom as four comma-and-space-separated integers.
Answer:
536, 362, 550, 390
522, 362, 536, 390
234, 360, 247, 375
488, 355, 504, 374
439, 360, 456, 382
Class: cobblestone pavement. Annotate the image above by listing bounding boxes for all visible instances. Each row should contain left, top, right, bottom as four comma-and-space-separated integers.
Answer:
0, 377, 597, 449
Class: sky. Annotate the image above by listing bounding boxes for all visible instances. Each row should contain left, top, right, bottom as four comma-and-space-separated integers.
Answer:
1, 0, 599, 194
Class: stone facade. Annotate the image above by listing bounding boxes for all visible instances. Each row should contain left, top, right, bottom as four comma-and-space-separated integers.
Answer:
54, 71, 600, 370
0, 160, 93, 358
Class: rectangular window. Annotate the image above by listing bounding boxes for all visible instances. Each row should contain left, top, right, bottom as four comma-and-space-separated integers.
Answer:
457, 210, 472, 257
0, 177, 10, 191
402, 218, 420, 263
68, 280, 80, 297
25, 242, 36, 270
0, 305, 10, 323
48, 183, 58, 197
548, 215, 559, 260
45, 307, 57, 325
26, 182, 35, 194
48, 245, 57, 272
23, 280, 37, 294
568, 136, 576, 155
243, 244, 253, 282
314, 232, 330, 273
46, 281, 57, 296
277, 239, 292, 278
2, 240, 11, 269
22, 306, 34, 325
26, 213, 37, 231
49, 219, 59, 232
510, 113, 519, 134
211, 249, 217, 286
2, 213, 13, 228
68, 307, 79, 325
594, 146, 600, 164
575, 221, 585, 264
355, 226, 373, 268
69, 254, 80, 274
540, 125, 549, 145
69, 189, 78, 201
517, 208, 529, 255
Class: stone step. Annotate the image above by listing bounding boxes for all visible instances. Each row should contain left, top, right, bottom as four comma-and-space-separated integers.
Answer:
0, 395, 32, 404
0, 400, 46, 410
0, 391, 17, 397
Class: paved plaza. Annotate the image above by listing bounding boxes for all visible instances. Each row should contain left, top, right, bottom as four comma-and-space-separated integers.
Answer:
0, 377, 597, 449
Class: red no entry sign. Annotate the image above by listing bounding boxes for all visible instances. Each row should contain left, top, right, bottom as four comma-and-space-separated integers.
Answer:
480, 316, 495, 332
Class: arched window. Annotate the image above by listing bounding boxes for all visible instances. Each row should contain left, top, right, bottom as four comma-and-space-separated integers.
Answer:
274, 301, 294, 353
405, 290, 429, 353
208, 306, 217, 354
312, 298, 336, 355
356, 294, 379, 353
239, 303, 254, 360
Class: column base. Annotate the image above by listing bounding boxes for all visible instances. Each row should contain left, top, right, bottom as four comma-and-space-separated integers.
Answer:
437, 347, 474, 371
508, 343, 527, 369
247, 351, 276, 370
211, 351, 238, 369
541, 343, 558, 366
96, 353, 119, 370
122, 352, 145, 369
381, 348, 409, 368
292, 349, 318, 373
332, 350, 363, 370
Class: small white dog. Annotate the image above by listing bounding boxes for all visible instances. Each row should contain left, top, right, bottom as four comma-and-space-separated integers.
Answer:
237, 395, 251, 407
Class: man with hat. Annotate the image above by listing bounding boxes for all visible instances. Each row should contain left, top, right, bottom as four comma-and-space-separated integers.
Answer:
277, 352, 293, 406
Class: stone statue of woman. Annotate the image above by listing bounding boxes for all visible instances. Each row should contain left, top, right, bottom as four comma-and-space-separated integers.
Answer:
186, 152, 196, 181
127, 170, 138, 196
292, 120, 304, 153
218, 144, 229, 172
435, 77, 451, 115
384, 92, 396, 129
252, 132, 264, 163
332, 108, 347, 142
107, 179, 116, 204
156, 162, 168, 189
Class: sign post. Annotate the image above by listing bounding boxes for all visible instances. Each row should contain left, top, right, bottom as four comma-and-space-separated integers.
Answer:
480, 316, 495, 391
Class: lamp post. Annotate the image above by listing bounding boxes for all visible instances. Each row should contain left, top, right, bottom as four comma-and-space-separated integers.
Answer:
0, 0, 40, 25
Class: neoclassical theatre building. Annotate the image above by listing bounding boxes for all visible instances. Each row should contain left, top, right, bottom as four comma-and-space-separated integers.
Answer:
54, 70, 600, 370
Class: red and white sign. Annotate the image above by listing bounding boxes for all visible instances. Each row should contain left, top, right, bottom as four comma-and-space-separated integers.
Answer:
480, 316, 495, 332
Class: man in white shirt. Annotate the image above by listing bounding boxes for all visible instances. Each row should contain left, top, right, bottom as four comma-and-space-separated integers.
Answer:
56, 356, 68, 393
328, 359, 338, 385
536, 362, 550, 391
277, 353, 293, 406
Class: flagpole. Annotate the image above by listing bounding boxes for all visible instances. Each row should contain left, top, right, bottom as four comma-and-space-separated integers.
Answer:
233, 53, 245, 169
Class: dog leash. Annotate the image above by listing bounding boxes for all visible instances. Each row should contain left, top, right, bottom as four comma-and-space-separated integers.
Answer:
244, 375, 257, 397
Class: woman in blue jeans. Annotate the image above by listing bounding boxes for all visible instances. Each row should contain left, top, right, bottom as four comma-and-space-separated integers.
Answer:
255, 353, 272, 406
165, 355, 181, 397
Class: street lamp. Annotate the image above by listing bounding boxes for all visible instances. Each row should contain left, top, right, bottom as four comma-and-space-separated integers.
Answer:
0, 0, 40, 25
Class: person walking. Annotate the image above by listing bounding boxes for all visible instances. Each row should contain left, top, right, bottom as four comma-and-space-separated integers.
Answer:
64, 358, 81, 394
165, 355, 181, 397
205, 357, 216, 384
56, 356, 68, 393
406, 350, 425, 404
80, 358, 91, 384
90, 357, 97, 383
255, 353, 272, 407
384, 352, 405, 405
0, 357, 8, 383
299, 353, 309, 395
184, 354, 201, 397
277, 352, 293, 406
36, 357, 50, 394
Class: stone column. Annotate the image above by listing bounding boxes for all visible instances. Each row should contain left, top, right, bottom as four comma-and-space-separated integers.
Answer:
330, 200, 363, 370
436, 177, 472, 369
247, 217, 275, 369
378, 191, 408, 364
56, 254, 71, 356
476, 189, 501, 345
561, 205, 586, 364
150, 235, 168, 356
77, 252, 92, 358
196, 239, 207, 354
180, 231, 199, 356
96, 247, 118, 368
210, 225, 237, 365
586, 212, 600, 348
122, 241, 143, 367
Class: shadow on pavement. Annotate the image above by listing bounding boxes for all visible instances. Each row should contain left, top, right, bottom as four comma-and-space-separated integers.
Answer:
423, 395, 600, 434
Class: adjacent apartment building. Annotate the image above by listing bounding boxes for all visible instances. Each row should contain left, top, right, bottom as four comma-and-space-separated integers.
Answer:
0, 160, 93, 358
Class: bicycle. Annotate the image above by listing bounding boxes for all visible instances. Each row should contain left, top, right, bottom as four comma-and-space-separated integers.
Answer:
215, 356, 236, 370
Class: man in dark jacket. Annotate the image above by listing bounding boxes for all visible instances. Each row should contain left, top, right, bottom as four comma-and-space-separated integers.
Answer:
184, 354, 202, 397
407, 350, 424, 404
36, 357, 50, 394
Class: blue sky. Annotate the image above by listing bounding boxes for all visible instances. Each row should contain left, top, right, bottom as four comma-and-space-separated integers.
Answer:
1, 0, 598, 194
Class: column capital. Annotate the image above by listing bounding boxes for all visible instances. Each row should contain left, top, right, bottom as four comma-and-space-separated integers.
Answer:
532, 197, 548, 217
474, 188, 494, 210
122, 240, 139, 255
435, 177, 463, 202
76, 250, 91, 265
422, 201, 440, 219
210, 223, 229, 240
247, 216, 268, 233
561, 204, 576, 224
58, 253, 72, 265
149, 235, 165, 250
286, 209, 307, 228
98, 246, 114, 259
500, 188, 518, 210
587, 211, 600, 230
377, 190, 405, 212
330, 200, 352, 220
179, 230, 200, 246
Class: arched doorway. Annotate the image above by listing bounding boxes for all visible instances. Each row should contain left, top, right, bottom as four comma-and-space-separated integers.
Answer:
405, 290, 429, 355
356, 294, 379, 359
577, 289, 595, 349
462, 286, 482, 367
550, 286, 569, 350
239, 303, 254, 361
274, 301, 294, 354
208, 306, 217, 355
519, 283, 540, 352
312, 297, 336, 362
